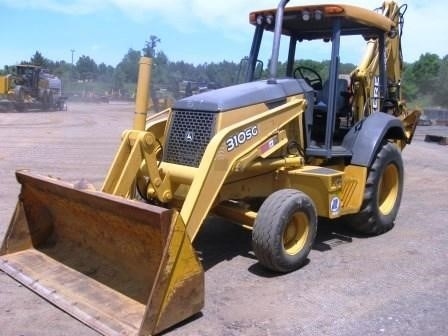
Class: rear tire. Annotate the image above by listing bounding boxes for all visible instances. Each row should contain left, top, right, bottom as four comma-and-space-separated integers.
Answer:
346, 142, 403, 235
252, 189, 317, 273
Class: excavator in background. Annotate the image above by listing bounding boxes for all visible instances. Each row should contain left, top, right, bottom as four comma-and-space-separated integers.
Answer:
0, 1, 420, 335
0, 64, 66, 112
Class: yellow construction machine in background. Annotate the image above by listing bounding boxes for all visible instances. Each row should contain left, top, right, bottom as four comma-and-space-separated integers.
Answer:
0, 64, 66, 111
0, 1, 420, 335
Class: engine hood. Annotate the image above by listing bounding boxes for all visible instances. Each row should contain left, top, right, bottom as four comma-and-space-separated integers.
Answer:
173, 78, 312, 112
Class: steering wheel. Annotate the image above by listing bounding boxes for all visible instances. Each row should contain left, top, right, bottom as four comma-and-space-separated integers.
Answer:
293, 66, 323, 90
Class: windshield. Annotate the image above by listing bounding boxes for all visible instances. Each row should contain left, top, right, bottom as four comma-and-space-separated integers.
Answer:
255, 31, 364, 83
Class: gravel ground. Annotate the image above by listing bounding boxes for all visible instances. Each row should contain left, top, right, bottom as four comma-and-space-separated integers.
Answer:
0, 103, 447, 336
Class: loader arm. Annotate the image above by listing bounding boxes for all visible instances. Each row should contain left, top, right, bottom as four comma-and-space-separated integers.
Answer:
181, 97, 307, 240
102, 58, 170, 200
102, 56, 308, 241
101, 129, 171, 201
99, 95, 307, 241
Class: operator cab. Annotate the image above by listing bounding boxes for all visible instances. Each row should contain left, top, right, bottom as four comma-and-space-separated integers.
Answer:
14, 65, 42, 96
245, 2, 397, 158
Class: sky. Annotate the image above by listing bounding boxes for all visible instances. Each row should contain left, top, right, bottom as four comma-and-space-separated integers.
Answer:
0, 0, 447, 68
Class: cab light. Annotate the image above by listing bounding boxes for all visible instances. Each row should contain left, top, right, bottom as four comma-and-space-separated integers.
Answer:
314, 9, 323, 21
249, 12, 256, 24
302, 10, 311, 21
324, 6, 344, 15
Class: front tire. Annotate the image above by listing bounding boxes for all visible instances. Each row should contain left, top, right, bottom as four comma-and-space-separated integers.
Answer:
252, 189, 317, 273
346, 142, 404, 235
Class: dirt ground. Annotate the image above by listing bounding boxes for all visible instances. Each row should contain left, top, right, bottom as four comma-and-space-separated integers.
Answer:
0, 103, 447, 336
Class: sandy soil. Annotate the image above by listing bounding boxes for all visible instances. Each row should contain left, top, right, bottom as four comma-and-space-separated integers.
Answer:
0, 103, 447, 336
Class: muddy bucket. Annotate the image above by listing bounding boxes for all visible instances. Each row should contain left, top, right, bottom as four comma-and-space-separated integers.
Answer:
0, 171, 204, 335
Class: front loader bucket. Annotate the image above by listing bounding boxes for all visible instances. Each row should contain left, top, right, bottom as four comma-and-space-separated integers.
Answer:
0, 170, 204, 336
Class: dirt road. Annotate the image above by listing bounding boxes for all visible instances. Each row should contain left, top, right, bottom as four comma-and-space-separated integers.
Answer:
0, 103, 447, 336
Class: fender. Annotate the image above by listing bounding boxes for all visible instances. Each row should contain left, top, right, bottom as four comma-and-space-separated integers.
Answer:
342, 112, 405, 167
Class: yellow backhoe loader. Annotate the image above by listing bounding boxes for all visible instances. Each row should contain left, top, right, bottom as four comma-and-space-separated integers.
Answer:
0, 1, 420, 335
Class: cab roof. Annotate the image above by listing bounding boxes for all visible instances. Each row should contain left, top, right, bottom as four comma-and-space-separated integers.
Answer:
250, 3, 395, 39
16, 64, 41, 69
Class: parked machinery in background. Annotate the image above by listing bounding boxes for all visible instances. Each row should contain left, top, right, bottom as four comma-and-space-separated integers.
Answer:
0, 64, 66, 111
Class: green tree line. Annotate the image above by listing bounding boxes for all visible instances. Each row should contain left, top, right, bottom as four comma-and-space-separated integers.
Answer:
1, 37, 447, 108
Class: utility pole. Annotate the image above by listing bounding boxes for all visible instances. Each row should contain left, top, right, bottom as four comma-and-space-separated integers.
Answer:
70, 49, 75, 82
70, 49, 75, 66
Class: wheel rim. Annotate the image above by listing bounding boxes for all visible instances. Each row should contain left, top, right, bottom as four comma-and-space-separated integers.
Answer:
378, 163, 399, 215
283, 212, 309, 255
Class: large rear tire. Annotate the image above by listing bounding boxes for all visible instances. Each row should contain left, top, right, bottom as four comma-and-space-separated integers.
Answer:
252, 189, 317, 273
346, 142, 404, 235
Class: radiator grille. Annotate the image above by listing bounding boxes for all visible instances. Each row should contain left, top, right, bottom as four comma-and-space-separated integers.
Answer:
164, 110, 216, 167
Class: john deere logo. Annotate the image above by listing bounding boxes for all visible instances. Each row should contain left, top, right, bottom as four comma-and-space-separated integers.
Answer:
185, 131, 194, 142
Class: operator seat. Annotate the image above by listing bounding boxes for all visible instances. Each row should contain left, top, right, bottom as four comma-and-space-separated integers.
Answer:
315, 77, 350, 114
311, 76, 351, 143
